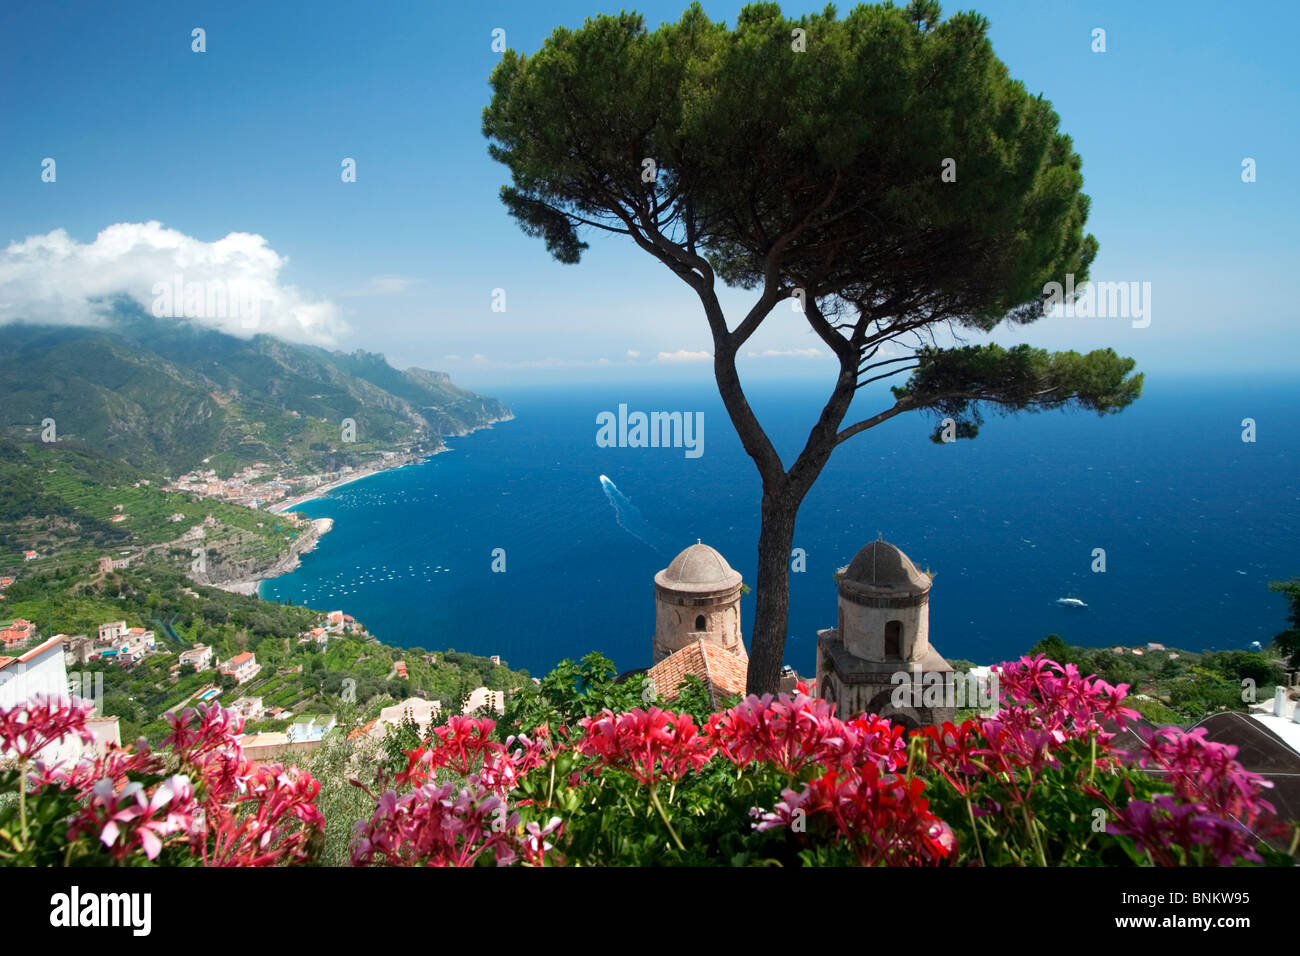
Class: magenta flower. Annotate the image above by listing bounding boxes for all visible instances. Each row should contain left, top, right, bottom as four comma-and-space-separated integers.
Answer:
0, 696, 95, 762
521, 816, 565, 867
351, 779, 520, 867
577, 707, 715, 787
70, 774, 198, 861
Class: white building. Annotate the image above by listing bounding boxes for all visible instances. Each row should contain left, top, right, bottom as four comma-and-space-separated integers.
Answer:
379, 697, 443, 736
178, 644, 213, 671
0, 636, 68, 710
0, 636, 119, 764
230, 696, 265, 720
462, 687, 505, 716
219, 652, 261, 685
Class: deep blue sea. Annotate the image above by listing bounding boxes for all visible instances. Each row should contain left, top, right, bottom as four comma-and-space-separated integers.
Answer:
259, 376, 1300, 677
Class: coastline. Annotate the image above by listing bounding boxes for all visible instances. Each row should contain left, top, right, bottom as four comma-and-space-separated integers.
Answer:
210, 517, 335, 596
265, 453, 428, 515
232, 412, 515, 597
266, 412, 516, 515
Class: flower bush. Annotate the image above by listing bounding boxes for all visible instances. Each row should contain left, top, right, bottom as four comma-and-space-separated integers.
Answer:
2, 655, 1294, 866
346, 657, 1293, 867
917, 656, 1289, 866
0, 697, 323, 866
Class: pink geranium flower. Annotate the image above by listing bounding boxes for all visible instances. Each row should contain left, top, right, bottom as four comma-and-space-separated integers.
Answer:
0, 696, 95, 762
577, 707, 715, 787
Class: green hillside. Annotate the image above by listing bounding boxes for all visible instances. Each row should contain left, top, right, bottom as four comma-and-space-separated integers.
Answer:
0, 309, 510, 476
0, 434, 307, 577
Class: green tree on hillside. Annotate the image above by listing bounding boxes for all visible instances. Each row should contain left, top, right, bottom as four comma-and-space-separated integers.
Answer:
1269, 577, 1300, 668
484, 2, 1142, 692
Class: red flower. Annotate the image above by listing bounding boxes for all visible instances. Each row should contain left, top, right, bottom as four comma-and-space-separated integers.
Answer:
706, 692, 854, 777
203, 763, 325, 867
0, 696, 95, 762
756, 762, 954, 866
577, 707, 715, 787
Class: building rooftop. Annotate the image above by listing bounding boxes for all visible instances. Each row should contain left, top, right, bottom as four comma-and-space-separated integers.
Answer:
648, 639, 749, 708
1187, 710, 1300, 846
841, 539, 931, 595
655, 542, 743, 593
0, 635, 64, 670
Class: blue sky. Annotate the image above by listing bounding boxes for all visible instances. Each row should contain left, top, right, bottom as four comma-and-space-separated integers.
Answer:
1, 0, 1296, 388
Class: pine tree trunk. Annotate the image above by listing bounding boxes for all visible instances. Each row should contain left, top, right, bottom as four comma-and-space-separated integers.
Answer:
746, 490, 799, 695
710, 323, 855, 696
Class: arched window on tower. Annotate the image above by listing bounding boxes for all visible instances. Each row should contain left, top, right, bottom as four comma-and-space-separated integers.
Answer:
885, 620, 903, 657
695, 614, 706, 632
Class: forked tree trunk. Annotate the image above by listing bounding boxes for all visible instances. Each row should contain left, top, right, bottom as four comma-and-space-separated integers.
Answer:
709, 303, 858, 696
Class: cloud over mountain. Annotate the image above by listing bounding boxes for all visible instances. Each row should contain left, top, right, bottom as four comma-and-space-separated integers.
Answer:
0, 221, 345, 344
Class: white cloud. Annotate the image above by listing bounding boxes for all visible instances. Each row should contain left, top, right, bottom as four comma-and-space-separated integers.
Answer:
626, 349, 641, 358
745, 347, 827, 358
0, 222, 345, 344
654, 349, 712, 364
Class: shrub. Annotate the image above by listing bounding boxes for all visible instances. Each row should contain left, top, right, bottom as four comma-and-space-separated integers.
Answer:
3, 655, 1293, 867
0, 698, 323, 866
346, 656, 1293, 867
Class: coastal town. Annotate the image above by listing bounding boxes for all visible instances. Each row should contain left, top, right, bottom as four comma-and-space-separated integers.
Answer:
0, 600, 515, 767
165, 450, 420, 515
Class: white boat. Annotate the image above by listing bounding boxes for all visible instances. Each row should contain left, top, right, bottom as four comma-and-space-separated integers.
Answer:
1056, 597, 1088, 609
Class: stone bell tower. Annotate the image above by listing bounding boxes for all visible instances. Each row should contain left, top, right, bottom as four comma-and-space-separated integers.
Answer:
815, 538, 954, 730
652, 542, 746, 664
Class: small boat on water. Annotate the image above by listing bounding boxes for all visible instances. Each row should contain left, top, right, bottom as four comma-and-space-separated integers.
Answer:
1056, 597, 1088, 609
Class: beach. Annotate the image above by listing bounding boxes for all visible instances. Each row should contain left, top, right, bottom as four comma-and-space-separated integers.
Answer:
266, 452, 428, 515
267, 411, 516, 515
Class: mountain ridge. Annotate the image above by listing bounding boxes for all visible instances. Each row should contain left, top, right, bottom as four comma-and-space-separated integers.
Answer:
0, 309, 511, 477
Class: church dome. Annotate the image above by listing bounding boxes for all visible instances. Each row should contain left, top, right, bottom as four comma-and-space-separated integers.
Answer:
655, 542, 743, 593
841, 540, 931, 595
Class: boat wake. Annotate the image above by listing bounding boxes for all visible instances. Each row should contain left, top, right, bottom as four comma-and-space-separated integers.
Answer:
599, 474, 673, 556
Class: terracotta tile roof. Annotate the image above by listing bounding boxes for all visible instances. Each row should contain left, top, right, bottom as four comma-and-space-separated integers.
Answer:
0, 636, 63, 670
348, 718, 379, 741
648, 640, 748, 708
